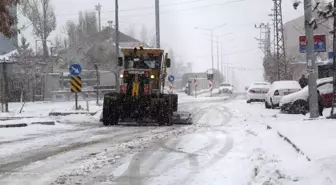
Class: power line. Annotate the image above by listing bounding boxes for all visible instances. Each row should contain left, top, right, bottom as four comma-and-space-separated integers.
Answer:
55, 0, 245, 18
175, 47, 259, 59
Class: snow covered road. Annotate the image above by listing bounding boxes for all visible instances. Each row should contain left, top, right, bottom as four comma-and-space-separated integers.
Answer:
0, 93, 334, 185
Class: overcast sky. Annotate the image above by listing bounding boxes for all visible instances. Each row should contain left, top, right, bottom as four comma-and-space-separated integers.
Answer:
21, 0, 305, 90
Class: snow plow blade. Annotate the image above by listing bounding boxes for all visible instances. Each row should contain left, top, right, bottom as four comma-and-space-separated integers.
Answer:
173, 111, 193, 125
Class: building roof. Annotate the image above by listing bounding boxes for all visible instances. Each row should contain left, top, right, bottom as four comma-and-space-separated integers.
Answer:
0, 49, 18, 61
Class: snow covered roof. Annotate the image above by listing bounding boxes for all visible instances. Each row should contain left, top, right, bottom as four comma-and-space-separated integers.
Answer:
0, 49, 18, 60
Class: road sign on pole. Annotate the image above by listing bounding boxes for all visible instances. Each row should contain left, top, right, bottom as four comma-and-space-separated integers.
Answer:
209, 80, 213, 89
168, 75, 175, 82
194, 76, 198, 98
69, 64, 82, 76
299, 34, 327, 53
169, 82, 174, 93
70, 76, 82, 110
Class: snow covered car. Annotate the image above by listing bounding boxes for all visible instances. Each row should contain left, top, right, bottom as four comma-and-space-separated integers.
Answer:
219, 83, 233, 94
246, 82, 271, 103
280, 77, 334, 114
265, 80, 301, 109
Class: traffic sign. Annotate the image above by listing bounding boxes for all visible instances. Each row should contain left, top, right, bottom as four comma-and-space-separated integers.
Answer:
169, 82, 174, 92
328, 52, 336, 60
299, 35, 326, 53
209, 80, 213, 89
168, 75, 175, 82
194, 77, 198, 87
69, 64, 82, 76
70, 76, 82, 93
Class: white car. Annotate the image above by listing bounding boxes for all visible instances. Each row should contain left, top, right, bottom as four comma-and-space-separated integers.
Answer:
280, 77, 333, 113
246, 82, 271, 103
219, 83, 233, 94
265, 80, 302, 109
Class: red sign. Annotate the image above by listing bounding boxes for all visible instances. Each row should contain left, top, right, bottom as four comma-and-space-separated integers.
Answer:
169, 82, 173, 90
194, 77, 198, 87
209, 80, 213, 89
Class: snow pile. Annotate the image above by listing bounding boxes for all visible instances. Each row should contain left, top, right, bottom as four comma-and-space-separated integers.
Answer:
0, 100, 102, 118
270, 119, 336, 160
178, 92, 229, 104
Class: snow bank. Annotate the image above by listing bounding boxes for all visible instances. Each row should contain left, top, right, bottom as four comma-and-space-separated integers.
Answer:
178, 92, 229, 104
0, 101, 102, 118
269, 119, 336, 160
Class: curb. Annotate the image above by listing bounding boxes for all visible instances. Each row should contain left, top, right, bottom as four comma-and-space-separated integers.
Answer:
31, 121, 55, 125
267, 125, 311, 161
0, 123, 28, 128
0, 117, 34, 121
49, 112, 96, 116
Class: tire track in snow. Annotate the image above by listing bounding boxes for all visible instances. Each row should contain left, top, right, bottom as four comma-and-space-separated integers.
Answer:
176, 134, 234, 185
0, 128, 143, 174
112, 101, 234, 185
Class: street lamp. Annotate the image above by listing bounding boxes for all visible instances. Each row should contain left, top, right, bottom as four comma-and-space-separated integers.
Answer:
194, 23, 226, 70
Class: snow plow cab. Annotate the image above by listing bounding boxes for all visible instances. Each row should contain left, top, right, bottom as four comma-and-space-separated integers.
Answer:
102, 46, 179, 126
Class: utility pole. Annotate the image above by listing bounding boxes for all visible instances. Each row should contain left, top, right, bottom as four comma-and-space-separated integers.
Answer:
304, 0, 319, 118
94, 64, 100, 105
210, 31, 214, 69
2, 60, 9, 112
217, 36, 220, 71
95, 3, 102, 32
42, 0, 48, 59
255, 23, 271, 55
331, 0, 336, 117
115, 0, 120, 92
155, 0, 160, 48
221, 43, 224, 77
270, 0, 287, 80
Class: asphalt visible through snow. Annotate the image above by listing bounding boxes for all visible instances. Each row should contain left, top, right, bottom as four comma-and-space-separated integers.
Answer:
0, 93, 236, 185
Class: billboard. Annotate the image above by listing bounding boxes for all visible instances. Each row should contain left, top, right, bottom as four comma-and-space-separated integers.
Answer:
299, 34, 326, 53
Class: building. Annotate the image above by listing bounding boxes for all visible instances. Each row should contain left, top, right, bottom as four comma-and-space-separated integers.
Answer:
283, 13, 332, 79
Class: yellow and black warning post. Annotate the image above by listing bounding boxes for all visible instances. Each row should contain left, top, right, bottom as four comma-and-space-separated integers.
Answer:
70, 76, 82, 110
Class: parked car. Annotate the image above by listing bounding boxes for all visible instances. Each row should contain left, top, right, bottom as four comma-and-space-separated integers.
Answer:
219, 83, 233, 94
280, 77, 334, 114
265, 80, 301, 109
246, 82, 271, 103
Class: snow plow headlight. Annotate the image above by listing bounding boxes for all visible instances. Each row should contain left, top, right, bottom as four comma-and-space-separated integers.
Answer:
120, 74, 124, 78
150, 75, 155, 79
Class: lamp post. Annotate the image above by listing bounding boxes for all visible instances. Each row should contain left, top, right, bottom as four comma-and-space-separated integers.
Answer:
194, 23, 226, 70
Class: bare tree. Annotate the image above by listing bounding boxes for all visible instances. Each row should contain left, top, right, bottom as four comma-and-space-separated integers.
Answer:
126, 25, 136, 38
140, 25, 148, 45
65, 20, 77, 47
11, 36, 35, 101
0, 0, 19, 37
22, 0, 56, 58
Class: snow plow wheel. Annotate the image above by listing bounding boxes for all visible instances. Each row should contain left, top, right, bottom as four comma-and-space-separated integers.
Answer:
158, 95, 174, 126
103, 112, 119, 126
102, 92, 120, 126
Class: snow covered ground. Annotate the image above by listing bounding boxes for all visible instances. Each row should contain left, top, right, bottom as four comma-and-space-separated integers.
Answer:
0, 100, 102, 118
0, 93, 335, 184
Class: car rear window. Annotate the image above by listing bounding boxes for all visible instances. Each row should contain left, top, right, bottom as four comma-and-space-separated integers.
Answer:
272, 81, 301, 89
